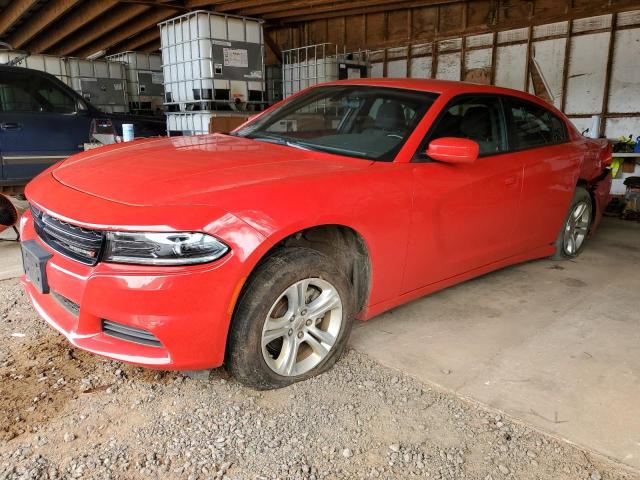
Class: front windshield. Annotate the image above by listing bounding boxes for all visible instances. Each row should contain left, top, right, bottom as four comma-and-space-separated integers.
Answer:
235, 85, 438, 161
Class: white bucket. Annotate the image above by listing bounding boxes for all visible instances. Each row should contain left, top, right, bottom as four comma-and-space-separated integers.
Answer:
122, 124, 135, 142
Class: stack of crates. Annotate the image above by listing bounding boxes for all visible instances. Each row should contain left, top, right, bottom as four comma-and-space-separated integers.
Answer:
66, 58, 128, 113
106, 51, 164, 114
159, 10, 266, 136
0, 51, 69, 85
282, 44, 370, 98
0, 50, 129, 113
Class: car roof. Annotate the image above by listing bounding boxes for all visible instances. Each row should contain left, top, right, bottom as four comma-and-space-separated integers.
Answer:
321, 77, 554, 108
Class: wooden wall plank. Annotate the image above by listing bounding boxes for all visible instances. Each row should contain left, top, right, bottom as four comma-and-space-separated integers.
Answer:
411, 6, 438, 39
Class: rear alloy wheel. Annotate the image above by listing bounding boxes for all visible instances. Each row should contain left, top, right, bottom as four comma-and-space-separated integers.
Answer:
226, 247, 354, 389
552, 187, 593, 260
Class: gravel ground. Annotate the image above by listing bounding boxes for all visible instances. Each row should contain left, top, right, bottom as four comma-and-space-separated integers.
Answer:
0, 278, 637, 480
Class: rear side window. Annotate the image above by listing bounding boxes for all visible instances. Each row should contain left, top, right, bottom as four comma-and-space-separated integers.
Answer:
507, 99, 566, 149
428, 95, 507, 156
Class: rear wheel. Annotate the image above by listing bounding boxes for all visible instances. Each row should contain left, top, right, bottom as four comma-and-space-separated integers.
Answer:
225, 247, 354, 390
551, 187, 592, 260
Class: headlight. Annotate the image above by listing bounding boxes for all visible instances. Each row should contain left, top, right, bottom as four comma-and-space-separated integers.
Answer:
103, 232, 229, 266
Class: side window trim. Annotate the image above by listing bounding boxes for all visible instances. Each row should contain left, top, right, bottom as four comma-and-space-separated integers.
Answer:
413, 92, 510, 162
502, 95, 568, 152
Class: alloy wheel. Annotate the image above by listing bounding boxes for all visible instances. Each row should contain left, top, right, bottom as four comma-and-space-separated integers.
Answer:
261, 278, 343, 377
563, 200, 591, 256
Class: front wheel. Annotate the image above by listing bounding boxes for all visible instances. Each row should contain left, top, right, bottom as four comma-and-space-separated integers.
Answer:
551, 187, 593, 260
225, 247, 354, 390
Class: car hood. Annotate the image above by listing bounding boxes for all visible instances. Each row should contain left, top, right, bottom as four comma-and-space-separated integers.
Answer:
53, 134, 372, 207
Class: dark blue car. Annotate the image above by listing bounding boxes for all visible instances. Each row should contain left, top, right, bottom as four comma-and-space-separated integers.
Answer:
0, 65, 166, 189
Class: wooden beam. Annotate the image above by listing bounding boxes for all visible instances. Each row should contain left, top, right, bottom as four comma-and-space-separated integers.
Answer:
73, 7, 178, 58
112, 27, 160, 52
6, 0, 81, 48
139, 39, 161, 53
26, 0, 119, 54
600, 13, 617, 137
0, 0, 39, 37
264, 30, 283, 64
431, 5, 439, 78
559, 20, 572, 112
49, 4, 152, 56
271, 0, 460, 24
240, 0, 352, 16
185, 0, 236, 8
216, 0, 290, 13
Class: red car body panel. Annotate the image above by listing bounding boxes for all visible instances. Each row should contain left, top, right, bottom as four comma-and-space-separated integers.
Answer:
21, 79, 612, 370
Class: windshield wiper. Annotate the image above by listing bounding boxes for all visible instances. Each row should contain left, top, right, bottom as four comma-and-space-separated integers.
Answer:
248, 134, 312, 151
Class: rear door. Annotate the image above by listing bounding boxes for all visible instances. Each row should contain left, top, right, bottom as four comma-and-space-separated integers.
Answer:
503, 97, 580, 251
0, 71, 91, 183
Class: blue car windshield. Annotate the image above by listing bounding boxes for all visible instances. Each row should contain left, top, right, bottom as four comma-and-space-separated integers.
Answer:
235, 85, 438, 161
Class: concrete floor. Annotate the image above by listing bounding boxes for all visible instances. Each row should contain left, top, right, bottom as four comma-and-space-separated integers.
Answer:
352, 217, 640, 469
1, 214, 638, 468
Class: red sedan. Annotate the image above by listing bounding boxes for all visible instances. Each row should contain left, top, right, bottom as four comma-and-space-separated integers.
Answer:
20, 79, 612, 389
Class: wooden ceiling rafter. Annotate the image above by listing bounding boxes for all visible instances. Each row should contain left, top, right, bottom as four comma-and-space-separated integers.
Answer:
25, 0, 119, 53
0, 0, 39, 37
74, 7, 179, 58
49, 3, 152, 56
6, 0, 82, 48
112, 26, 160, 52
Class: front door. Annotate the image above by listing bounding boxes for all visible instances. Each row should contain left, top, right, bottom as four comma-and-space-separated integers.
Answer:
0, 71, 90, 183
401, 94, 525, 293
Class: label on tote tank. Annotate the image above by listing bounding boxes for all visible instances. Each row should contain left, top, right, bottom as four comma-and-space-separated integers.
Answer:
223, 48, 248, 68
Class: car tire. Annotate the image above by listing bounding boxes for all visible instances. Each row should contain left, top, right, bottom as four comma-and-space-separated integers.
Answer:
225, 247, 355, 390
551, 186, 593, 260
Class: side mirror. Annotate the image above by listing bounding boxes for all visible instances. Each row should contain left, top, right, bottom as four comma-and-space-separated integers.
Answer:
426, 137, 479, 164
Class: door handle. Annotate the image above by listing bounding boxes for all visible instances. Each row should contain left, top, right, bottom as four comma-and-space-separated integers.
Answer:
504, 176, 518, 186
0, 122, 23, 131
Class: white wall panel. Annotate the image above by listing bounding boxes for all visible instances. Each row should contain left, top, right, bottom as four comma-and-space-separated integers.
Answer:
436, 53, 460, 80
565, 32, 610, 114
530, 38, 566, 108
387, 59, 407, 78
410, 56, 432, 79
494, 44, 527, 90
608, 29, 640, 113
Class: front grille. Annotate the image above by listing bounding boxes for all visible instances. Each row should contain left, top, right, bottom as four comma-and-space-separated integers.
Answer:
31, 206, 104, 265
102, 320, 162, 348
51, 291, 80, 316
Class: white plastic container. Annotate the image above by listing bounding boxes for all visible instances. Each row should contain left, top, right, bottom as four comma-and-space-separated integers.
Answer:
282, 44, 369, 98
166, 111, 218, 135
106, 51, 164, 113
166, 111, 250, 136
0, 52, 70, 85
159, 10, 265, 107
122, 124, 135, 142
66, 58, 128, 113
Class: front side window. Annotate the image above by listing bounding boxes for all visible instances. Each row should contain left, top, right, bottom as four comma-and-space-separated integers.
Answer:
427, 95, 507, 156
235, 86, 438, 161
0, 78, 40, 112
508, 99, 566, 149
0, 74, 76, 114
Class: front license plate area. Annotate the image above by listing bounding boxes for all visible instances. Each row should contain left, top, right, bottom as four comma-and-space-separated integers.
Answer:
21, 240, 53, 294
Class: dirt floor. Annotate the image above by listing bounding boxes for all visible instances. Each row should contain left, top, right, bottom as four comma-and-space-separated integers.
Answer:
0, 278, 638, 480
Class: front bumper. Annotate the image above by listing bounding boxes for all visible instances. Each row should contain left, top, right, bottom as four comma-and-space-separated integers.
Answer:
19, 210, 243, 370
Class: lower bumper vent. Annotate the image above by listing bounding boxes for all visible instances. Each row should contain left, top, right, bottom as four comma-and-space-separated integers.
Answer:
101, 320, 162, 348
51, 291, 80, 316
